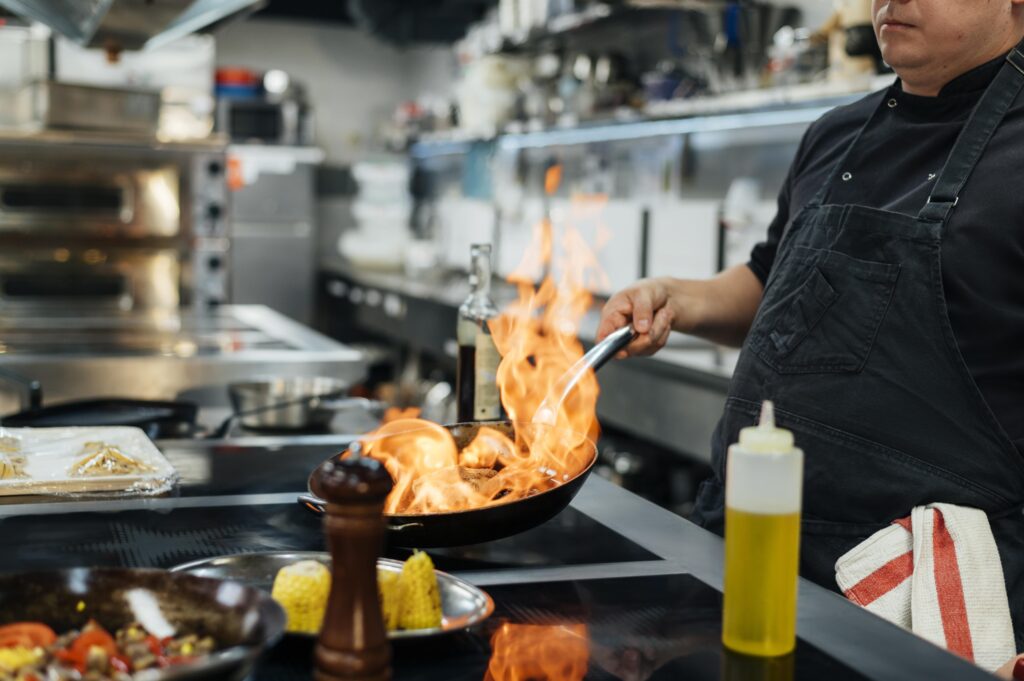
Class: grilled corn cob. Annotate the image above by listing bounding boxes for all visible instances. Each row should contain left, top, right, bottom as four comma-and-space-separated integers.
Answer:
378, 570, 401, 631
397, 551, 442, 630
271, 560, 331, 634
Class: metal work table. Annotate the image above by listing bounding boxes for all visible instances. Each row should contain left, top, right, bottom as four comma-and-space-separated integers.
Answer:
318, 259, 731, 462
2, 436, 991, 681
0, 305, 366, 409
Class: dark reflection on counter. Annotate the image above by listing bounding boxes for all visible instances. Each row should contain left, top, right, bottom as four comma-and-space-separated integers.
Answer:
722, 650, 795, 681
257, 574, 866, 681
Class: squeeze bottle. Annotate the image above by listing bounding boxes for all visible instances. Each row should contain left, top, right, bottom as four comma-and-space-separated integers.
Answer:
722, 401, 803, 657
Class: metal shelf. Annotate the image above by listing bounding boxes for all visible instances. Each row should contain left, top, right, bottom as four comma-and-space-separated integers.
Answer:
410, 74, 895, 156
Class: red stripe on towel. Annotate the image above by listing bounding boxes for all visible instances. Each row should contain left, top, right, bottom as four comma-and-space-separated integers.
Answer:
932, 508, 974, 662
843, 551, 913, 606
893, 516, 912, 532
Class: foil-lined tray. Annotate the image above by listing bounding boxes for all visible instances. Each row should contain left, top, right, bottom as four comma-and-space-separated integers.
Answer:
0, 426, 177, 497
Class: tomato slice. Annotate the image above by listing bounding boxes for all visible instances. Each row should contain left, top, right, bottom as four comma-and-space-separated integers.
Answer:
144, 634, 164, 656
0, 622, 58, 647
54, 648, 86, 673
70, 623, 117, 657
0, 633, 35, 648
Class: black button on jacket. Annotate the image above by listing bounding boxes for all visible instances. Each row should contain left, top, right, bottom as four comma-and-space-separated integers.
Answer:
749, 55, 1024, 454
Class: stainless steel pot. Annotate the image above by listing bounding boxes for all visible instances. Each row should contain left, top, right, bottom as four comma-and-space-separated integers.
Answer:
227, 376, 380, 432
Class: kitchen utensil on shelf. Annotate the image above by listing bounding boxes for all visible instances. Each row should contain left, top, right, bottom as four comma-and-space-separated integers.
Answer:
219, 376, 384, 435
0, 567, 284, 681
171, 551, 494, 640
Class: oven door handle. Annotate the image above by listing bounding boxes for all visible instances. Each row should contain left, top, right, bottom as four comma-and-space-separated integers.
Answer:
0, 368, 43, 411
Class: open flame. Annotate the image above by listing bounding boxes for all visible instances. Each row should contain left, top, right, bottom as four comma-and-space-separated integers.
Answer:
485, 623, 589, 681
350, 167, 611, 516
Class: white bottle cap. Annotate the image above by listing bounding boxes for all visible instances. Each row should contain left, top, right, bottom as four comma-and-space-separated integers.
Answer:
726, 401, 803, 515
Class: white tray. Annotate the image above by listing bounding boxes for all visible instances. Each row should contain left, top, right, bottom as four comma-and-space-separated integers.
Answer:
0, 427, 177, 497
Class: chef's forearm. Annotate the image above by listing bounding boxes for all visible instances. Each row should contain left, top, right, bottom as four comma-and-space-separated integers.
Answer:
668, 265, 764, 348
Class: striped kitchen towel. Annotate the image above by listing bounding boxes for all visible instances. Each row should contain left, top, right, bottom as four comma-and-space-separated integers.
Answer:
834, 503, 1015, 671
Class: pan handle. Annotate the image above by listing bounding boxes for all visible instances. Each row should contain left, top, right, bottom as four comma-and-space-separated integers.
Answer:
298, 493, 326, 514
532, 325, 637, 426
0, 367, 42, 411
296, 493, 425, 532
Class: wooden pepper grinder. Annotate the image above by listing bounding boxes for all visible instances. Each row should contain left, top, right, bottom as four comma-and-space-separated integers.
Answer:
314, 455, 394, 681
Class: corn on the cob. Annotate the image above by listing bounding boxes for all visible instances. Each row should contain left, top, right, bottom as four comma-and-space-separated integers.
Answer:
271, 554, 443, 635
378, 570, 401, 631
271, 560, 331, 634
397, 551, 442, 630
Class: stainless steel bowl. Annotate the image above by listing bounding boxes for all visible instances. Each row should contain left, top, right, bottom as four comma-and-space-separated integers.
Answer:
171, 551, 494, 640
228, 376, 351, 431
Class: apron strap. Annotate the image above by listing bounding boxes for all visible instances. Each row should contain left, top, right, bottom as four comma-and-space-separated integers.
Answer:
918, 42, 1024, 222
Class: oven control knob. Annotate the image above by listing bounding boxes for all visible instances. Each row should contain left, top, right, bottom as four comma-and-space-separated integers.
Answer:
207, 203, 223, 220
208, 160, 223, 176
208, 256, 222, 271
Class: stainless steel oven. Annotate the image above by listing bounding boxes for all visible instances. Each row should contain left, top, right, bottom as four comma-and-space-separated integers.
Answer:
0, 131, 229, 312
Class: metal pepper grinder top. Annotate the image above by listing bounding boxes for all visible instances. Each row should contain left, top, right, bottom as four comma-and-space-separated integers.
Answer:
313, 454, 394, 681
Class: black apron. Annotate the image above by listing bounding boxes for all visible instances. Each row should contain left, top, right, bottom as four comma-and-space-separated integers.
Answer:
692, 43, 1024, 643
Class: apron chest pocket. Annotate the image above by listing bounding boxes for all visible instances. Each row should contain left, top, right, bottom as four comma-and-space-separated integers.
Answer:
750, 248, 900, 374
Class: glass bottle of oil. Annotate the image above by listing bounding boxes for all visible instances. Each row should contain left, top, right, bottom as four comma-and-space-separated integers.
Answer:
722, 401, 803, 657
456, 244, 503, 422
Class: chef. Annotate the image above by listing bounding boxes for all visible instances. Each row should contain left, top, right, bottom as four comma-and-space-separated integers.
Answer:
598, 0, 1024, 655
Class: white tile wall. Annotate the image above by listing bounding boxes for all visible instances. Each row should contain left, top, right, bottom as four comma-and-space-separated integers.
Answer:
647, 200, 720, 282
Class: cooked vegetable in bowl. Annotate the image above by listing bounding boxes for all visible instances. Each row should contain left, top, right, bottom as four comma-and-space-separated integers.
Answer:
0, 619, 217, 680
0, 569, 284, 681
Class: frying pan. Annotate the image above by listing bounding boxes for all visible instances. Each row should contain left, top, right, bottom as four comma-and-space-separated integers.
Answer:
0, 568, 284, 681
299, 326, 638, 547
2, 398, 199, 439
302, 420, 598, 548
0, 366, 199, 439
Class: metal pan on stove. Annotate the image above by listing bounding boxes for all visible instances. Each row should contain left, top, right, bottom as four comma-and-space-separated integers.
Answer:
299, 420, 597, 548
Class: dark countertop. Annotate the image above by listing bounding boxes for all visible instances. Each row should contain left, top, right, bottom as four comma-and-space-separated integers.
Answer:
0, 436, 993, 681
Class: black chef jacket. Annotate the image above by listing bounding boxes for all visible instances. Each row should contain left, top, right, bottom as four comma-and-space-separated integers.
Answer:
749, 54, 1024, 455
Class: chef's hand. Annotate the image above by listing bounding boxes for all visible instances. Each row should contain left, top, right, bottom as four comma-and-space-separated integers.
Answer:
597, 277, 688, 358
596, 266, 765, 355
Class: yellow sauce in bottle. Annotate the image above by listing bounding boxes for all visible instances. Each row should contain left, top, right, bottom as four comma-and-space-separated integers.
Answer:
722, 401, 803, 657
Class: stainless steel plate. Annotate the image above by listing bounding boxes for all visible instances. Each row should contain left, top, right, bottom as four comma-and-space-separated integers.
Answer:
170, 551, 494, 640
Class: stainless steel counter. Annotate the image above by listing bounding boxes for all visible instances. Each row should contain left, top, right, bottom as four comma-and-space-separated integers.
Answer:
319, 259, 731, 462
0, 305, 365, 411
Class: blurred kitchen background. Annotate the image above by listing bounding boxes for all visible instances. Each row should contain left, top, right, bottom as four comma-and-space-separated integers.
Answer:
0, 0, 886, 517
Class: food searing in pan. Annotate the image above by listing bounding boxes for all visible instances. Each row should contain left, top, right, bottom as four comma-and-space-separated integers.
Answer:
0, 620, 216, 680
347, 421, 594, 516
0, 456, 26, 480
69, 442, 155, 477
